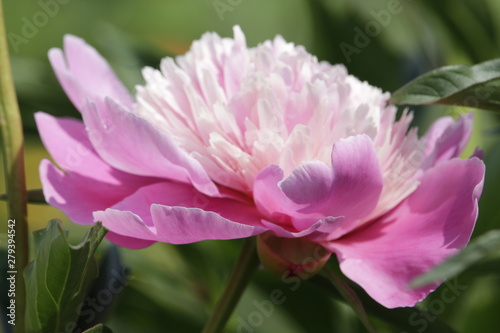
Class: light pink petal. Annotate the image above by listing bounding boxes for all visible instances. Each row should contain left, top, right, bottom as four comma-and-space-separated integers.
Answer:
325, 157, 485, 308
150, 205, 267, 244
80, 99, 219, 196
422, 113, 473, 168
36, 112, 156, 224
49, 35, 133, 112
96, 182, 267, 245
96, 210, 157, 242
261, 216, 343, 239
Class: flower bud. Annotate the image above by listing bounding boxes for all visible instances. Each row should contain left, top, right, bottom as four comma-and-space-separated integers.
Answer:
256, 232, 331, 280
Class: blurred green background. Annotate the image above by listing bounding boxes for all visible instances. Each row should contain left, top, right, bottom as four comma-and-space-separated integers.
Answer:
1, 0, 500, 332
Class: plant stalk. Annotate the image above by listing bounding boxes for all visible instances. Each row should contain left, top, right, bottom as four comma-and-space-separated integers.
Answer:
0, 1, 29, 332
202, 238, 259, 333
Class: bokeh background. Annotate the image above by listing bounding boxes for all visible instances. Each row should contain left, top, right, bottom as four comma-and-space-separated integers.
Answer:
1, 0, 500, 332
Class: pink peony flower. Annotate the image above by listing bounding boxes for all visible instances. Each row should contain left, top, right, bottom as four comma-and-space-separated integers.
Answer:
36, 26, 485, 308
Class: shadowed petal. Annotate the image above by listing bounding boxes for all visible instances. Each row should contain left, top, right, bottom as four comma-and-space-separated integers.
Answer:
105, 230, 157, 249
422, 113, 473, 169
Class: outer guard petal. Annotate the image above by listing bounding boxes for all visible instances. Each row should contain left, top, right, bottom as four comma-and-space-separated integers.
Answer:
80, 99, 220, 196
96, 182, 267, 245
325, 157, 484, 308
49, 35, 133, 112
36, 112, 156, 224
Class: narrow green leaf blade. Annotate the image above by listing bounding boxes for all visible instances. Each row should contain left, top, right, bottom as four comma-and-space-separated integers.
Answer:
324, 267, 377, 333
24, 220, 107, 333
411, 230, 500, 288
390, 58, 500, 112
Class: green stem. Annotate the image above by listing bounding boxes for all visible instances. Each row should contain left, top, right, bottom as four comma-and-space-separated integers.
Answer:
0, 1, 29, 332
324, 267, 377, 333
202, 238, 259, 333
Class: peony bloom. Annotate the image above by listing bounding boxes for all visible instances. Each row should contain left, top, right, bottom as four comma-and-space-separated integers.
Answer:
36, 26, 485, 308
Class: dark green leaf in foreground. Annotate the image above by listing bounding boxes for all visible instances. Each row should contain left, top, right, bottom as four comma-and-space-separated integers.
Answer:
24, 220, 107, 333
411, 230, 500, 288
77, 245, 129, 331
83, 324, 114, 333
391, 58, 500, 112
310, 275, 458, 333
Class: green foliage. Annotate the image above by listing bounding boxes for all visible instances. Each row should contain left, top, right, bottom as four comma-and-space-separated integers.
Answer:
311, 275, 458, 333
391, 58, 500, 112
412, 230, 500, 288
83, 324, 113, 333
24, 220, 107, 333
324, 267, 376, 333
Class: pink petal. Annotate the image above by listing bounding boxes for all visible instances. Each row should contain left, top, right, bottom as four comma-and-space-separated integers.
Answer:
49, 35, 133, 112
36, 112, 156, 224
422, 113, 473, 168
254, 135, 383, 236
150, 206, 266, 244
105, 232, 156, 250
254, 164, 302, 218
261, 216, 343, 239
284, 134, 383, 218
325, 157, 485, 308
96, 182, 267, 245
80, 99, 219, 196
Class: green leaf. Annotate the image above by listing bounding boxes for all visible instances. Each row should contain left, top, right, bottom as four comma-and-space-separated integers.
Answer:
24, 220, 107, 333
76, 245, 129, 330
411, 230, 500, 288
390, 58, 500, 112
82, 324, 113, 333
323, 267, 377, 333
